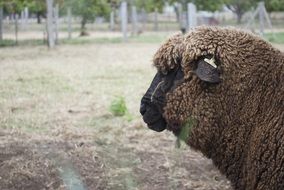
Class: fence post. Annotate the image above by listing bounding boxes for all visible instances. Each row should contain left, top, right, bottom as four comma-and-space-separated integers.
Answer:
154, 8, 158, 31
15, 14, 19, 45
0, 7, 3, 41
46, 0, 55, 48
187, 3, 197, 31
177, 3, 182, 25
110, 9, 115, 31
258, 2, 265, 36
21, 10, 25, 28
121, 1, 127, 42
141, 8, 147, 31
54, 4, 59, 44
67, 7, 72, 39
131, 6, 138, 35
24, 7, 29, 25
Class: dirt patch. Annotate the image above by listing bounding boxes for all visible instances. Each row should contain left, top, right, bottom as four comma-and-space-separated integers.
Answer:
0, 137, 107, 190
0, 141, 64, 190
0, 132, 232, 190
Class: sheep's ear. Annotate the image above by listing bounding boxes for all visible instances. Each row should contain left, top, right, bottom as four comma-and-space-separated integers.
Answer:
195, 57, 221, 83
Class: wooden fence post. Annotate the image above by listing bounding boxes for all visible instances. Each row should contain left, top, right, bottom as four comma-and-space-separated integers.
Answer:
121, 1, 128, 42
15, 14, 19, 45
110, 10, 115, 31
131, 6, 138, 35
54, 4, 59, 44
258, 2, 265, 36
154, 8, 158, 31
46, 0, 55, 48
24, 7, 29, 24
67, 7, 72, 39
187, 3, 197, 30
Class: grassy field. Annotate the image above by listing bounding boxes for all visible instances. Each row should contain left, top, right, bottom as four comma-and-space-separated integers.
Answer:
0, 31, 283, 189
0, 37, 236, 189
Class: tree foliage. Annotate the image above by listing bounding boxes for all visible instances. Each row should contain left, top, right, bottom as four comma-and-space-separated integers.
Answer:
65, 0, 111, 35
223, 0, 284, 23
106, 0, 166, 12
134, 0, 165, 13
169, 0, 224, 12
0, 0, 26, 13
262, 0, 284, 12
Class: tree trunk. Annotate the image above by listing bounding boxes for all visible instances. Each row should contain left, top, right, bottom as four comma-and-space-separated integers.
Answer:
80, 17, 88, 36
234, 5, 243, 24
37, 12, 41, 24
236, 12, 242, 24
174, 5, 180, 22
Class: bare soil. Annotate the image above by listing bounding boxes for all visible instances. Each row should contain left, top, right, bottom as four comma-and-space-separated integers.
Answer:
0, 131, 231, 190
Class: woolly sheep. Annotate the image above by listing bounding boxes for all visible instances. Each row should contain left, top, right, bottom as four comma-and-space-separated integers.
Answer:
140, 26, 284, 190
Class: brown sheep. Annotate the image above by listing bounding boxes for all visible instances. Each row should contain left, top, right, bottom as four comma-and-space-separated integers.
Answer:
140, 26, 284, 190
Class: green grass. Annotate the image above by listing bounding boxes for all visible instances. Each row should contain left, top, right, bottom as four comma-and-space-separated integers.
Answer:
0, 33, 167, 48
0, 39, 46, 47
109, 96, 128, 117
265, 32, 284, 44
0, 39, 17, 47
62, 37, 123, 45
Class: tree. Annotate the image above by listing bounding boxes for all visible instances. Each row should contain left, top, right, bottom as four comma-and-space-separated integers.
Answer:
0, 0, 26, 14
169, 0, 224, 24
65, 0, 111, 36
27, 0, 63, 24
134, 0, 165, 13
261, 0, 284, 12
107, 0, 166, 13
169, 0, 224, 12
26, 0, 46, 23
224, 0, 257, 24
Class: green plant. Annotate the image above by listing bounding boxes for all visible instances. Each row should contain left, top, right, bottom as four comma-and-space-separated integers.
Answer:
109, 96, 127, 117
176, 117, 196, 148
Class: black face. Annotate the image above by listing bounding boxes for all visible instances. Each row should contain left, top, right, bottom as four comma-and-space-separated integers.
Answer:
140, 67, 184, 132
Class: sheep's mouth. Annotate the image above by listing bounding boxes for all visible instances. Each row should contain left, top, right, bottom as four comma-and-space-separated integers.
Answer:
146, 118, 167, 132
140, 103, 167, 132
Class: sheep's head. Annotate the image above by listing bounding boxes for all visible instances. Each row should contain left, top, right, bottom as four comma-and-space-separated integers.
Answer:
140, 64, 184, 132
140, 31, 222, 133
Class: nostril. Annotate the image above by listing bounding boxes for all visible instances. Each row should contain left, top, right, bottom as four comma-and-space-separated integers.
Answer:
140, 103, 146, 115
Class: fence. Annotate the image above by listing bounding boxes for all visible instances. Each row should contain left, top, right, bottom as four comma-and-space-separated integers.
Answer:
0, 1, 281, 47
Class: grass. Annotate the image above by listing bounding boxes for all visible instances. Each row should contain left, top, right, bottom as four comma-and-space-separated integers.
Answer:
62, 37, 123, 45
2, 31, 284, 49
0, 32, 169, 48
265, 32, 284, 44
0, 39, 236, 190
0, 43, 156, 134
109, 96, 128, 116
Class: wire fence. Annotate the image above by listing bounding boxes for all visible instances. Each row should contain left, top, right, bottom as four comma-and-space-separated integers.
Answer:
0, 2, 283, 47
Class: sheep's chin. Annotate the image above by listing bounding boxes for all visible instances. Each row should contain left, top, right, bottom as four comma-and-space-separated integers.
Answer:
166, 121, 182, 132
147, 119, 167, 132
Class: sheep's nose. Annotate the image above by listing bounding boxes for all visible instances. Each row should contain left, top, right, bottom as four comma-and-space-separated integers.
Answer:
140, 103, 146, 115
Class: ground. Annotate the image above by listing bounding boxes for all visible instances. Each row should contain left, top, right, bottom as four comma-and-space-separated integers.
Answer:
0, 41, 283, 190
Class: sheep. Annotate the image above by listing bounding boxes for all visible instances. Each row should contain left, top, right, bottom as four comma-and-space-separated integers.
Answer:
140, 26, 284, 190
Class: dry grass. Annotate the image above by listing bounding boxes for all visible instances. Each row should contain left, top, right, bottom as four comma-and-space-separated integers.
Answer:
4, 41, 283, 189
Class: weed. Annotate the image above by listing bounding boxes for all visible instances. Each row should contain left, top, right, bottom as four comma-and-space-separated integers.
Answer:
109, 96, 128, 117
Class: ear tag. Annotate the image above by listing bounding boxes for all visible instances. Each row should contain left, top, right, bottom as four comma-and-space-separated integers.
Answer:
204, 57, 217, 68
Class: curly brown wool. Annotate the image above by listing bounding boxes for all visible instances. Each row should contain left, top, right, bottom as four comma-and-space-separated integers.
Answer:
153, 32, 185, 74
159, 27, 284, 190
